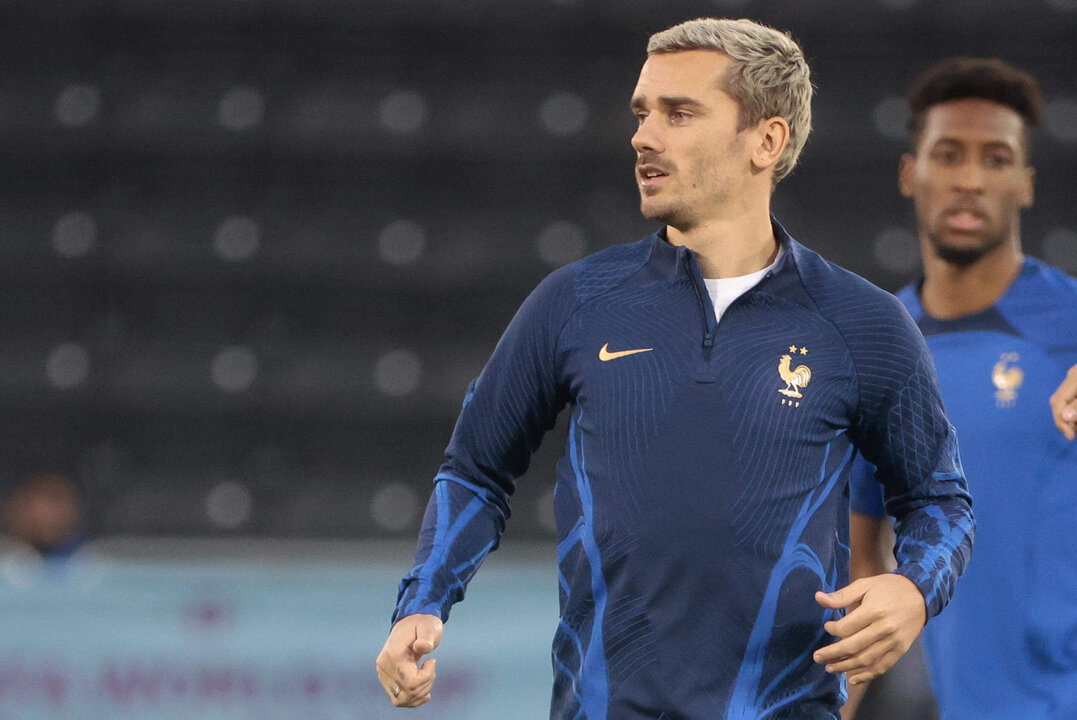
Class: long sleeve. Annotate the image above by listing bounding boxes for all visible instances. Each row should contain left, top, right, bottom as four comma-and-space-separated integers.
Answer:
851, 324, 975, 620
393, 267, 578, 624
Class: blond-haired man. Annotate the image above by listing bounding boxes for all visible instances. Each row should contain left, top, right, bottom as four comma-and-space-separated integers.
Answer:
377, 18, 975, 719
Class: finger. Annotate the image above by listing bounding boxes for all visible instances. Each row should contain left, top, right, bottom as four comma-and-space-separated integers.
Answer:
415, 657, 437, 688
396, 657, 437, 697
822, 603, 875, 639
409, 670, 436, 699
813, 624, 882, 665
381, 642, 437, 691
822, 643, 887, 674
1050, 367, 1077, 439
1059, 401, 1077, 441
814, 581, 868, 611
845, 649, 904, 685
376, 663, 407, 704
407, 693, 433, 708
400, 674, 437, 707
1051, 393, 1077, 437
386, 669, 436, 708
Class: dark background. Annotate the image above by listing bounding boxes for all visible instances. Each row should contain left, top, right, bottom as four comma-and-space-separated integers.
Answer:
0, 0, 1074, 543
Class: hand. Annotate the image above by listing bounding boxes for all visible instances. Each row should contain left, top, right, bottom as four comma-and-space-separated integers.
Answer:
1050, 364, 1077, 441
375, 613, 443, 708
813, 574, 926, 685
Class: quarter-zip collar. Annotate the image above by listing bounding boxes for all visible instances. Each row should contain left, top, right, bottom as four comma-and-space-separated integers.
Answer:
642, 216, 801, 383
643, 215, 799, 284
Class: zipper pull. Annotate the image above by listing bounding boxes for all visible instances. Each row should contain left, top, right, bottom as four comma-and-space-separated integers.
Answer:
702, 331, 715, 363
695, 331, 717, 383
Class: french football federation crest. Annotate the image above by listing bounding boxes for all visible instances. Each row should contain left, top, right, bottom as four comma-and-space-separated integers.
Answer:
778, 345, 811, 407
992, 352, 1023, 408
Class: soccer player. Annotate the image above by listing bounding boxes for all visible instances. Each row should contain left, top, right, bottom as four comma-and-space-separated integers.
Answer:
847, 58, 1077, 720
377, 18, 975, 719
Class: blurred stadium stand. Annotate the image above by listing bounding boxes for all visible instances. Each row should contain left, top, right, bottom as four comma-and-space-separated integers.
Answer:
0, 0, 1074, 543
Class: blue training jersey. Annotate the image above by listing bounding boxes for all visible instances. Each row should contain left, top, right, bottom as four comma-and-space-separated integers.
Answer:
397, 220, 975, 720
850, 257, 1077, 720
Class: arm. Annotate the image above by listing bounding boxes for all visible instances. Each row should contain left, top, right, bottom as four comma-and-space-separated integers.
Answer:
376, 269, 576, 706
849, 510, 895, 579
840, 509, 895, 719
1049, 363, 1077, 440
847, 452, 897, 582
816, 310, 974, 685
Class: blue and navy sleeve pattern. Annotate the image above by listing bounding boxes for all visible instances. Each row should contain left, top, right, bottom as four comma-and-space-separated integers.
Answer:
802, 262, 975, 620
851, 311, 974, 619
393, 265, 580, 624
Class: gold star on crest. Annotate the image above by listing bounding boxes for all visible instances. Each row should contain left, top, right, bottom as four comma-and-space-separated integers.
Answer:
788, 345, 797, 353
800, 347, 808, 355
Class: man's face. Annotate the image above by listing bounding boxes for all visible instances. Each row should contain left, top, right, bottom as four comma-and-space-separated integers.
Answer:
630, 50, 755, 231
901, 98, 1034, 267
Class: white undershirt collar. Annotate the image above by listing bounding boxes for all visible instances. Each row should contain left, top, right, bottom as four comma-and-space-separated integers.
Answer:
703, 245, 784, 322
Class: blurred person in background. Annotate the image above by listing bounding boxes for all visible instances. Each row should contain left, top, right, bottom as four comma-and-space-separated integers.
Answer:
377, 17, 976, 719
1, 472, 87, 561
846, 57, 1077, 720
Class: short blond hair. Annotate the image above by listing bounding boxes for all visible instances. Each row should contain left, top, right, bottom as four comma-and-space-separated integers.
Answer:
648, 17, 813, 185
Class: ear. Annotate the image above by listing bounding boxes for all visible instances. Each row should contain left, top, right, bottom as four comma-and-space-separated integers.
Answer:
898, 154, 916, 198
1020, 165, 1035, 209
751, 116, 790, 172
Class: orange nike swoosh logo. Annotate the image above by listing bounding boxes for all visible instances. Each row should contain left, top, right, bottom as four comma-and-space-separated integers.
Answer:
599, 343, 653, 362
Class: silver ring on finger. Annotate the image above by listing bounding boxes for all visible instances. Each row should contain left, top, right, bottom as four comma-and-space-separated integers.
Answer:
391, 684, 401, 698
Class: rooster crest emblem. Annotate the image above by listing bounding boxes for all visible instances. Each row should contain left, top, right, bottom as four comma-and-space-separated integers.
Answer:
778, 350, 812, 401
992, 352, 1023, 408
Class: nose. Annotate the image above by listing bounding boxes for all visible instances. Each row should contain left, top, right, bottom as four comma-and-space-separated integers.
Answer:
631, 114, 665, 155
953, 159, 985, 193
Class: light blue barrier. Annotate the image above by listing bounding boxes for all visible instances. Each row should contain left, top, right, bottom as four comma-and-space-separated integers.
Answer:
0, 545, 559, 720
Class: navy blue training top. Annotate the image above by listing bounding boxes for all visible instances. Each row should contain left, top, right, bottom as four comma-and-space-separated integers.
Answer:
395, 220, 975, 720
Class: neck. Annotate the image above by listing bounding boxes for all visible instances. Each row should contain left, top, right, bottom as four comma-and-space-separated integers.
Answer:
919, 237, 1024, 319
666, 204, 778, 279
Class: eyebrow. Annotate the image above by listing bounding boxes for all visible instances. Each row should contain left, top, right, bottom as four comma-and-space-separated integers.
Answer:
932, 137, 1018, 152
630, 95, 707, 111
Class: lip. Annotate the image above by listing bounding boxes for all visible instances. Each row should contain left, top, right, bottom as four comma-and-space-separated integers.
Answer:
942, 208, 988, 232
637, 164, 669, 187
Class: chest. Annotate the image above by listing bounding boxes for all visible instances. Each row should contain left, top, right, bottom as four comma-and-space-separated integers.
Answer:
927, 331, 1063, 465
559, 285, 859, 442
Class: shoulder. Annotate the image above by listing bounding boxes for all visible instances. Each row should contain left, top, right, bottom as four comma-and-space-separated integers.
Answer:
786, 242, 930, 413
1000, 258, 1077, 362
1018, 257, 1077, 302
789, 241, 921, 343
514, 235, 657, 331
568, 234, 657, 302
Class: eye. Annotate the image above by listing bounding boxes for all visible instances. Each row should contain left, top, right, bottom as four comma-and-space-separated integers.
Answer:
670, 110, 693, 123
634, 112, 648, 125
931, 148, 960, 166
985, 154, 1014, 169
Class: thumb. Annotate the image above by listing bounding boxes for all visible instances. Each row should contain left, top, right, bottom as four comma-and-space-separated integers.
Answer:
411, 618, 443, 656
413, 636, 437, 655
815, 581, 867, 610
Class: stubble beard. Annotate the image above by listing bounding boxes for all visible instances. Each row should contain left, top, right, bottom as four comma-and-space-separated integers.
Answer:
639, 168, 730, 233
640, 195, 696, 231
926, 217, 1010, 268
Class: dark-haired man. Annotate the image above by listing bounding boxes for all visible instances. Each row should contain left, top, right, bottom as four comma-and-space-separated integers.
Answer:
849, 57, 1077, 720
